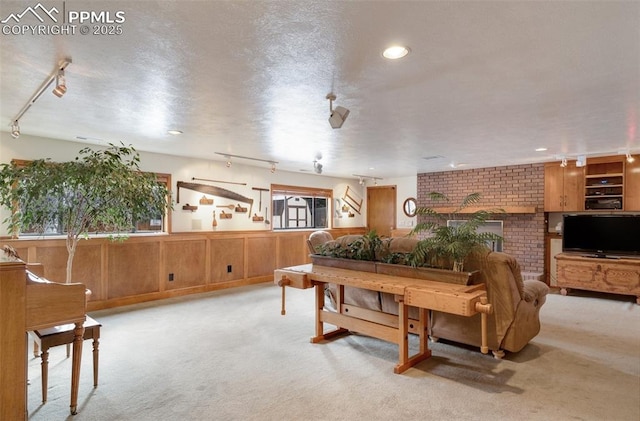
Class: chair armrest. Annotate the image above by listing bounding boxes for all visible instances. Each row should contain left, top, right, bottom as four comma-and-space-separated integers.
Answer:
522, 280, 549, 305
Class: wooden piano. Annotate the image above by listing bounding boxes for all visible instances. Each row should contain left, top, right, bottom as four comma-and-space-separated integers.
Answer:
1, 260, 87, 419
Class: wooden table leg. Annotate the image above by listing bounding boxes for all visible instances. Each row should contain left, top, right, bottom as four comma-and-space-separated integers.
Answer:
92, 336, 99, 388
395, 299, 409, 373
40, 348, 49, 403
69, 322, 84, 415
395, 305, 432, 374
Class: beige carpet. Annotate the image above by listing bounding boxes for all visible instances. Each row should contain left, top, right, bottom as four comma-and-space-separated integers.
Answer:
27, 284, 640, 421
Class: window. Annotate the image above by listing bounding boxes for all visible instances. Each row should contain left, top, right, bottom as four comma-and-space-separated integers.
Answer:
7, 159, 171, 236
271, 184, 332, 230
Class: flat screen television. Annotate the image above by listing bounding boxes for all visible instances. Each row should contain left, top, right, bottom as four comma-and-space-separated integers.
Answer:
562, 214, 640, 258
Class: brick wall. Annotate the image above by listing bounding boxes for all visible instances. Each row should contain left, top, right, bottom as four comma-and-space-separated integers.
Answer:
417, 163, 545, 273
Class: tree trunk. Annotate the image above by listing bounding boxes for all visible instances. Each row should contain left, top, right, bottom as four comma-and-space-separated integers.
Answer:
65, 235, 78, 283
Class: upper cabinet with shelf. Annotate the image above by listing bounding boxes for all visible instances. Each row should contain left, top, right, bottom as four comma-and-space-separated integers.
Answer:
544, 154, 639, 212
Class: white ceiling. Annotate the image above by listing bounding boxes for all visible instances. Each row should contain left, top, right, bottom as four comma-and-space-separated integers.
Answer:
1, 1, 639, 179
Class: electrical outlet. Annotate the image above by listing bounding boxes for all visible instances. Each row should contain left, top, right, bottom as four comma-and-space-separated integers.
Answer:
227, 265, 232, 273
168, 273, 174, 281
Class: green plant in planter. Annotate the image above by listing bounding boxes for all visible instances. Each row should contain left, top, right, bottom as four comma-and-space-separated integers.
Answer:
316, 230, 389, 261
0, 143, 171, 283
409, 192, 503, 271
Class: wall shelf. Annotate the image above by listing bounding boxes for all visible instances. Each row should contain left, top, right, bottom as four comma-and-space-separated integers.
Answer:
428, 206, 536, 214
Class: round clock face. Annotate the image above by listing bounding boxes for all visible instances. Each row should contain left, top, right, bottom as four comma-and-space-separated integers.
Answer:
403, 197, 417, 217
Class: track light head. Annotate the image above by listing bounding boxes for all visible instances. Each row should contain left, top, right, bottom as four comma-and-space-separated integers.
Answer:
313, 160, 323, 174
560, 157, 568, 168
52, 69, 67, 97
627, 153, 635, 163
10, 120, 20, 139
271, 163, 276, 173
326, 93, 349, 129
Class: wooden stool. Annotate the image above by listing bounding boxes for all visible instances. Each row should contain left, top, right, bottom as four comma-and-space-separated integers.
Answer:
30, 316, 102, 403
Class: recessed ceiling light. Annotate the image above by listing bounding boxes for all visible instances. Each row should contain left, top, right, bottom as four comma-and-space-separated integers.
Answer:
167, 130, 183, 135
382, 46, 410, 60
535, 147, 548, 152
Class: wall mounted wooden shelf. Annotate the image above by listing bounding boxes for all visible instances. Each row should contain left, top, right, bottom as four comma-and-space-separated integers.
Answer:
429, 206, 536, 214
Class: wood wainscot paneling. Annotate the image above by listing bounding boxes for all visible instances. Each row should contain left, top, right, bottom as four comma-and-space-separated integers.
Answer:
247, 236, 276, 278
108, 240, 160, 299
277, 233, 307, 268
0, 228, 368, 311
164, 238, 207, 290
32, 242, 104, 301
210, 237, 245, 283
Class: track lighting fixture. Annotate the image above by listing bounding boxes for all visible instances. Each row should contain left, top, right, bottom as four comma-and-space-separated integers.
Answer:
214, 152, 278, 172
313, 160, 323, 174
8, 58, 72, 137
326, 93, 349, 129
627, 153, 635, 163
353, 174, 383, 184
10, 120, 20, 139
52, 69, 67, 97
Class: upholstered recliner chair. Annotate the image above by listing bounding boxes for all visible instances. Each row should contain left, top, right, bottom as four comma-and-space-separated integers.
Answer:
429, 249, 549, 358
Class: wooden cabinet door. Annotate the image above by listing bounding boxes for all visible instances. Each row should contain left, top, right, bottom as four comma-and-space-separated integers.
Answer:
544, 162, 584, 211
544, 163, 565, 211
625, 154, 640, 211
562, 162, 585, 211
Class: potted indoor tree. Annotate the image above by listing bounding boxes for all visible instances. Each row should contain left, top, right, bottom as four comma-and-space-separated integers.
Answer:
0, 143, 171, 283
409, 192, 503, 271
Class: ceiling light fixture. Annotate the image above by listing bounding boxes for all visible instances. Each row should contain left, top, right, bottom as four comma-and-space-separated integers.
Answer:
353, 174, 383, 184
560, 157, 568, 168
10, 120, 20, 139
167, 130, 183, 135
313, 160, 323, 174
535, 147, 548, 152
8, 58, 72, 136
627, 152, 635, 163
326, 93, 349, 129
214, 152, 278, 171
52, 69, 67, 97
382, 45, 410, 60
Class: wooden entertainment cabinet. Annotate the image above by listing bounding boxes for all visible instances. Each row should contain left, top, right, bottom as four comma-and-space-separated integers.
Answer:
555, 253, 640, 303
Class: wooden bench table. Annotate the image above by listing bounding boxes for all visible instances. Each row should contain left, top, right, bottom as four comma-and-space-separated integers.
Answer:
275, 264, 492, 374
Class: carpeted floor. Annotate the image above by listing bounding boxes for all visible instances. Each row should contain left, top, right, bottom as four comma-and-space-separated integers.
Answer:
27, 284, 640, 421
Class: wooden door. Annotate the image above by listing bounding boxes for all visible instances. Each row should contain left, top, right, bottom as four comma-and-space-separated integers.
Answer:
367, 185, 396, 237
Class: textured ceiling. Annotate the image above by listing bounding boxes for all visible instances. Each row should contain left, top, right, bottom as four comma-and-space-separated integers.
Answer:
1, 1, 638, 179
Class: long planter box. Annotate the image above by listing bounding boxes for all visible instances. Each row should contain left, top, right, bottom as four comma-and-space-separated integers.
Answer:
310, 255, 478, 285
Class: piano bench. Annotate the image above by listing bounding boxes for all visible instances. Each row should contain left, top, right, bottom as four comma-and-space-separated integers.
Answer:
30, 316, 102, 403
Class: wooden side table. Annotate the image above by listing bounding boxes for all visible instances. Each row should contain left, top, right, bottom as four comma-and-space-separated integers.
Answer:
30, 316, 102, 403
